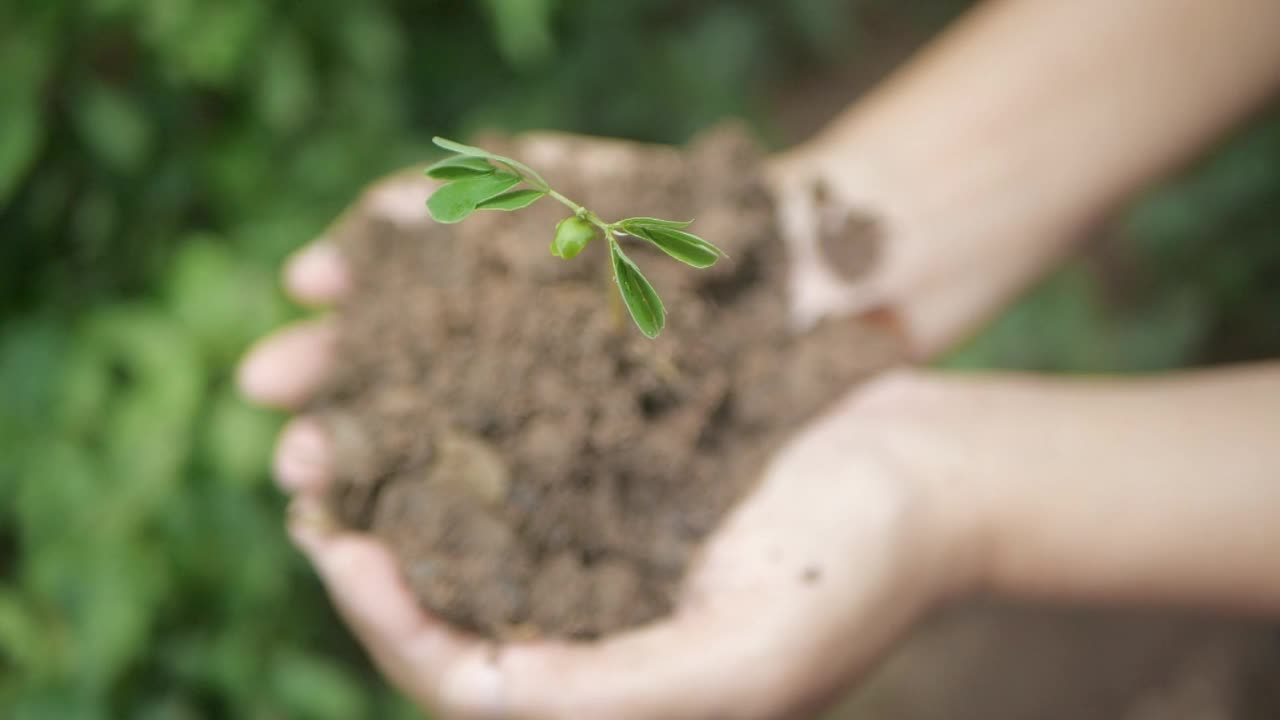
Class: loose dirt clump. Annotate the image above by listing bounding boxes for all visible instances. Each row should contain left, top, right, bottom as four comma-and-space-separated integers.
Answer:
313, 126, 901, 640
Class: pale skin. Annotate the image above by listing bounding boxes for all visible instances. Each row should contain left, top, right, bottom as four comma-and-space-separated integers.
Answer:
239, 0, 1280, 717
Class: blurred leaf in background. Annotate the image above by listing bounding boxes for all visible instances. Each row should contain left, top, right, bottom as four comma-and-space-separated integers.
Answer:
1, 0, 1278, 717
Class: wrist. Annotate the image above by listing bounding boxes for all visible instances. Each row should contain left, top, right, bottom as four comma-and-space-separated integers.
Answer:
838, 371, 997, 600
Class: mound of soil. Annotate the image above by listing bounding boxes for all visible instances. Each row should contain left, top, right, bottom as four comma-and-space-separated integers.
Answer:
313, 126, 902, 640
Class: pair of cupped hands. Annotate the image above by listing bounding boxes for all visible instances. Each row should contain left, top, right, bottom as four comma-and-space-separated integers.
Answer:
239, 133, 1024, 720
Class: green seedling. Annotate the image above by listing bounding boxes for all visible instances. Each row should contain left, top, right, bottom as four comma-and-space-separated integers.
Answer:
425, 137, 725, 338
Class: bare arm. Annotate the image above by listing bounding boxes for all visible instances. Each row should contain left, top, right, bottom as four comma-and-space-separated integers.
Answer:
892, 364, 1280, 611
772, 0, 1280, 355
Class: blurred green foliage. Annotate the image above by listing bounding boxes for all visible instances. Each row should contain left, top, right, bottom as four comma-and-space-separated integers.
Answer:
1, 0, 1277, 717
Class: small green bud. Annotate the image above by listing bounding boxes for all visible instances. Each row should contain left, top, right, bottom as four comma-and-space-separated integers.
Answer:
551, 216, 596, 259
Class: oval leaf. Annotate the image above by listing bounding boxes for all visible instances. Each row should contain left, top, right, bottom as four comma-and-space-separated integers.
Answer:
621, 223, 724, 269
551, 216, 596, 259
432, 136, 494, 158
432, 136, 549, 188
617, 217, 693, 229
477, 189, 546, 211
610, 240, 666, 338
425, 156, 494, 180
427, 172, 521, 224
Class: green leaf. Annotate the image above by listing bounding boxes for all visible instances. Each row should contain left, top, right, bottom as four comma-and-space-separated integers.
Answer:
551, 216, 595, 259
477, 188, 546, 211
617, 217, 693, 229
272, 650, 372, 720
482, 0, 558, 68
432, 136, 497, 158
0, 103, 41, 207
432, 136, 550, 188
610, 239, 666, 338
426, 171, 521, 223
620, 222, 725, 269
425, 156, 494, 180
256, 30, 315, 133
74, 82, 152, 174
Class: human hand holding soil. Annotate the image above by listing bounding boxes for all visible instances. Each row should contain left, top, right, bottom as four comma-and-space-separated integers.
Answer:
237, 156, 967, 718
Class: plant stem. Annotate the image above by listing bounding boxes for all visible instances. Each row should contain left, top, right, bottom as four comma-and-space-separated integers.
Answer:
604, 228, 625, 332
545, 188, 581, 213
546, 188, 617, 235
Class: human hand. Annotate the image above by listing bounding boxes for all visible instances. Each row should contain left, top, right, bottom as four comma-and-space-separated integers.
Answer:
238, 138, 982, 718
766, 139, 1081, 361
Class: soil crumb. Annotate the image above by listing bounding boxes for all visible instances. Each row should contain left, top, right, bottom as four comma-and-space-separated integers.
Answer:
313, 125, 901, 639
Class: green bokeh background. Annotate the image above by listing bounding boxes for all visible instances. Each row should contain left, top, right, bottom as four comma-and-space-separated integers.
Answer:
2, 1, 1276, 717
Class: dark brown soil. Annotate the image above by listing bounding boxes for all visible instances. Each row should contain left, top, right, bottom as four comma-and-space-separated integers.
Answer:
313, 125, 903, 640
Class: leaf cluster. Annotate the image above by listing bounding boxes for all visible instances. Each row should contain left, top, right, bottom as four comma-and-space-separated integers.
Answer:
426, 137, 726, 338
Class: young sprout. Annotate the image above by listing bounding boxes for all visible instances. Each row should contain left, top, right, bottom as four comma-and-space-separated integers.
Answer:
424, 137, 725, 338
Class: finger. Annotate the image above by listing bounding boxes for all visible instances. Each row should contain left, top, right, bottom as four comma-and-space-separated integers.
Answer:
490, 611, 784, 720
289, 497, 438, 646
362, 170, 437, 227
285, 167, 437, 308
285, 242, 351, 306
237, 319, 337, 409
284, 494, 776, 719
273, 415, 334, 495
287, 497, 502, 715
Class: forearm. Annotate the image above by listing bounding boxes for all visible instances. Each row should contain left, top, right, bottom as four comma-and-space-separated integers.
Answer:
807, 0, 1280, 238
777, 0, 1280, 351
912, 365, 1280, 611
